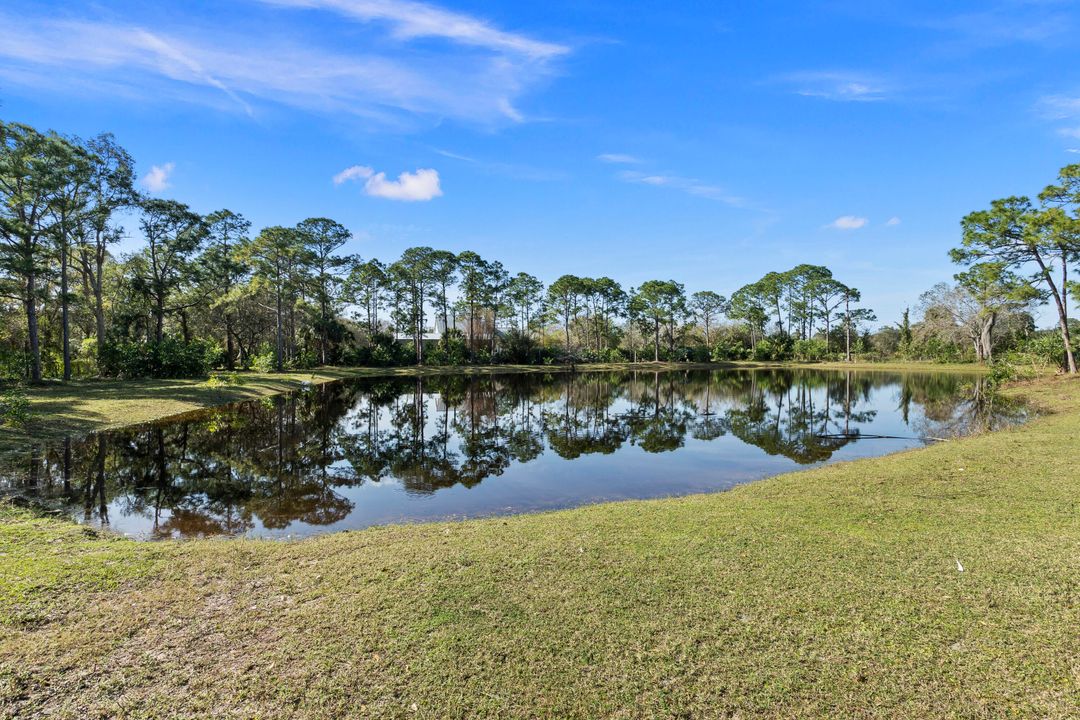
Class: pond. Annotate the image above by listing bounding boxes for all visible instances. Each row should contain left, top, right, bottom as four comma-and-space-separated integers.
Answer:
1, 368, 1025, 540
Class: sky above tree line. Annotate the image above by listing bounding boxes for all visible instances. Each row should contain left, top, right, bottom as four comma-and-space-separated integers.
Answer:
2, 0, 1079, 326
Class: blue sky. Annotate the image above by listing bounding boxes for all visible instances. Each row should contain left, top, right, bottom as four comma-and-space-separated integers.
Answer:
2, 0, 1079, 326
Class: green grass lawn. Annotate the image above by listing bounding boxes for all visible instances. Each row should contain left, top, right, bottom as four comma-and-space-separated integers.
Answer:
0, 374, 1076, 718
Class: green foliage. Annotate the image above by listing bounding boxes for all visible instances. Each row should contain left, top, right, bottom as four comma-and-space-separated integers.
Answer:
99, 338, 222, 378
986, 361, 1021, 387
995, 332, 1078, 375
792, 338, 828, 362
752, 338, 779, 361
710, 339, 748, 361
204, 371, 244, 388
0, 386, 29, 427
424, 336, 470, 365
250, 344, 277, 373
343, 332, 409, 368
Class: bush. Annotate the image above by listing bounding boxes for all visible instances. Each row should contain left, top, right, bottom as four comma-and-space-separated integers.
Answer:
0, 386, 29, 427
342, 332, 410, 368
603, 347, 628, 363
711, 339, 747, 362
426, 336, 470, 365
687, 346, 711, 363
751, 336, 793, 361
793, 338, 828, 362
251, 345, 276, 373
987, 361, 1020, 387
204, 371, 244, 388
99, 338, 222, 378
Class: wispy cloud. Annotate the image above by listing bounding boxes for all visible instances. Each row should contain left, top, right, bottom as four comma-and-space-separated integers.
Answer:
1034, 95, 1080, 141
141, 162, 175, 192
1037, 95, 1080, 120
885, 216, 901, 226
597, 153, 641, 164
826, 215, 868, 230
333, 165, 375, 184
0, 3, 568, 127
922, 4, 1074, 51
618, 170, 748, 208
432, 148, 566, 181
335, 164, 442, 201
780, 71, 887, 102
258, 0, 568, 59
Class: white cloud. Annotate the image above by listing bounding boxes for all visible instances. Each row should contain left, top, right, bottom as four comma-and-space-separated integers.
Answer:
618, 170, 747, 208
886, 216, 902, 226
333, 165, 374, 184
365, 168, 442, 201
433, 148, 566, 181
1034, 95, 1080, 140
826, 215, 868, 230
258, 0, 568, 59
1068, 148, 1080, 154
141, 162, 175, 192
927, 6, 1073, 51
597, 153, 641, 164
0, 4, 568, 127
1037, 94, 1080, 120
336, 165, 442, 201
781, 71, 887, 102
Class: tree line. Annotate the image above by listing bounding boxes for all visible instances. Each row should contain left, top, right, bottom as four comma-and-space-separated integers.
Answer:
1, 117, 1077, 380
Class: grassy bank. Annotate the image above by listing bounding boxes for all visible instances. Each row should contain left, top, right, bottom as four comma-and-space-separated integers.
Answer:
0, 360, 985, 456
1, 375, 1076, 718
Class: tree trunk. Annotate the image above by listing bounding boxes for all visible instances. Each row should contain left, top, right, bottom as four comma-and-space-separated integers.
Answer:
60, 244, 71, 381
653, 317, 660, 362
844, 296, 851, 363
225, 313, 235, 370
91, 245, 107, 354
979, 313, 996, 363
1032, 250, 1077, 374
320, 293, 328, 366
154, 294, 165, 343
275, 289, 284, 371
26, 270, 42, 383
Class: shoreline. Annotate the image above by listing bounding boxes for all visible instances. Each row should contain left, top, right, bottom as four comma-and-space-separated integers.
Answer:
0, 360, 988, 456
1, 374, 1075, 717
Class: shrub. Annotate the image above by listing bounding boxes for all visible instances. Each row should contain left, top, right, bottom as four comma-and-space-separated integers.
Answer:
205, 371, 244, 388
711, 339, 747, 362
251, 345, 277, 372
0, 386, 29, 427
687, 346, 711, 363
793, 338, 828, 362
99, 338, 222, 378
426, 336, 470, 365
987, 361, 1020, 387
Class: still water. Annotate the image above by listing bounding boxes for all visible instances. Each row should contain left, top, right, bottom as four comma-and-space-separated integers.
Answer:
1, 369, 1024, 539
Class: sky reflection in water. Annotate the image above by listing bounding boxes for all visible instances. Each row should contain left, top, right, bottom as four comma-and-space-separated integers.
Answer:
2, 369, 1024, 539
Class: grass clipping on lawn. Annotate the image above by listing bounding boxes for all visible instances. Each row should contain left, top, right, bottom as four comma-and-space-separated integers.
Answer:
0, 376, 1078, 719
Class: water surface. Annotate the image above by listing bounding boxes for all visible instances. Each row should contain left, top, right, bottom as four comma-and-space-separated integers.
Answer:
1, 369, 1024, 539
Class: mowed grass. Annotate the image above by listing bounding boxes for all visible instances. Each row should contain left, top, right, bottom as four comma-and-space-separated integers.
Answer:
2, 375, 1075, 718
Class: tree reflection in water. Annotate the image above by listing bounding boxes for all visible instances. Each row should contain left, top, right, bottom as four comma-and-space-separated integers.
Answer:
3, 369, 1024, 538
